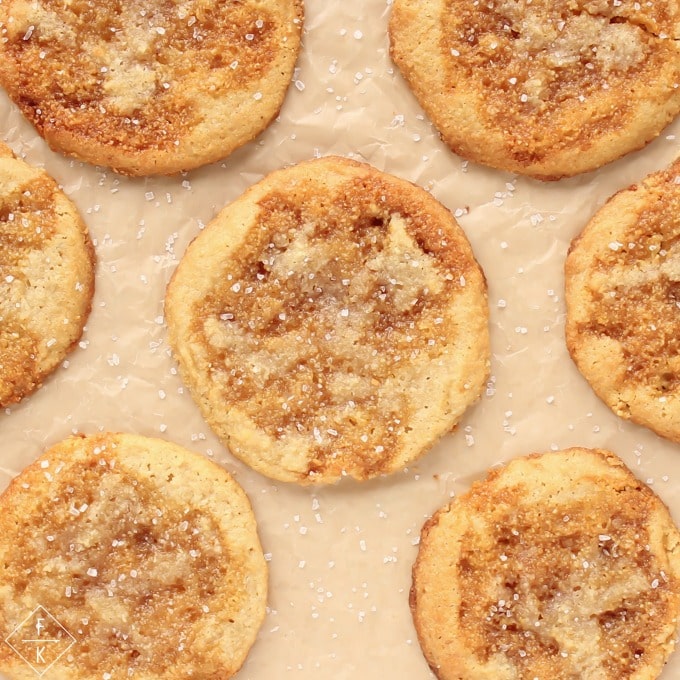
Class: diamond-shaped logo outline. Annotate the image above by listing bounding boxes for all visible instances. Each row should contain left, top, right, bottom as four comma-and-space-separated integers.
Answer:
4, 605, 76, 677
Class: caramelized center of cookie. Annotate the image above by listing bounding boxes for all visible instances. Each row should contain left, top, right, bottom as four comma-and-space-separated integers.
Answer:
2, 448, 235, 674
0, 0, 280, 149
579, 186, 680, 395
458, 483, 672, 677
196, 176, 470, 475
441, 0, 670, 157
0, 171, 57, 403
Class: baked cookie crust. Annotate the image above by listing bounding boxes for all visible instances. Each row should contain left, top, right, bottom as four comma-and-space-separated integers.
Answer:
0, 432, 268, 680
565, 160, 680, 442
166, 156, 490, 484
0, 142, 94, 407
0, 0, 303, 175
411, 447, 680, 679
389, 0, 680, 180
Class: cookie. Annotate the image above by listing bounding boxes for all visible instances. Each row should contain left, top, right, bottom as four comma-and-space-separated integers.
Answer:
565, 160, 680, 442
165, 156, 490, 484
0, 432, 268, 680
0, 142, 94, 408
411, 447, 680, 680
0, 0, 303, 176
389, 0, 680, 180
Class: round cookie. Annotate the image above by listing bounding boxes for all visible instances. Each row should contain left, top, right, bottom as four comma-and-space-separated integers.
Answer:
0, 432, 268, 680
565, 160, 680, 442
411, 447, 680, 680
0, 142, 94, 407
0, 0, 303, 176
165, 156, 490, 485
389, 0, 680, 180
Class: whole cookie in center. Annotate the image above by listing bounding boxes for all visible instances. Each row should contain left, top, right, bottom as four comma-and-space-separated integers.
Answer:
166, 156, 490, 484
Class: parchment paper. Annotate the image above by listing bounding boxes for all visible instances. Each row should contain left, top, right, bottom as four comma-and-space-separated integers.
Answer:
2, 1, 680, 677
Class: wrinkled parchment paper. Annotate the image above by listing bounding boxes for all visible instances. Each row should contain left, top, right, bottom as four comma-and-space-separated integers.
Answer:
3, 1, 680, 677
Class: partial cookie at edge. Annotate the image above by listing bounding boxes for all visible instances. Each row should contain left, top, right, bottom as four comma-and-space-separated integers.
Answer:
411, 447, 680, 680
0, 432, 268, 680
0, 1, 303, 175
565, 159, 680, 442
0, 142, 95, 407
389, 0, 680, 179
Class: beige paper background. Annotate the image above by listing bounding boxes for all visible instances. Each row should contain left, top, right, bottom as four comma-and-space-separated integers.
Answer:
2, 0, 680, 677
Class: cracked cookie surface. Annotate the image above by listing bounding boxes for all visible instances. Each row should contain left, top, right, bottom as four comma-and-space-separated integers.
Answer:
0, 432, 267, 680
0, 142, 94, 408
165, 156, 490, 484
0, 0, 303, 175
389, 0, 680, 179
411, 447, 680, 680
566, 159, 680, 442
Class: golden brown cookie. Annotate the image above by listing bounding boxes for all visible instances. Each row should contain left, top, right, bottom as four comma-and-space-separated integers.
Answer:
165, 156, 490, 484
565, 160, 680, 442
389, 0, 680, 180
0, 142, 94, 408
0, 432, 268, 680
411, 447, 680, 680
0, 0, 303, 176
